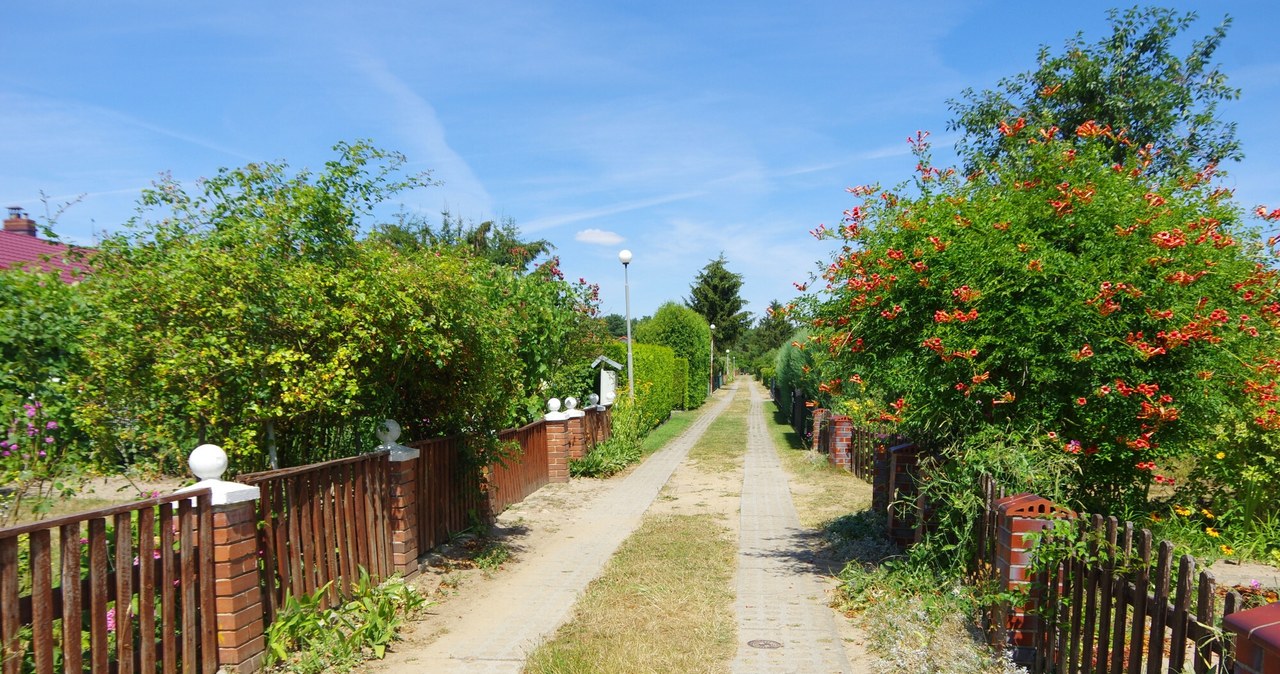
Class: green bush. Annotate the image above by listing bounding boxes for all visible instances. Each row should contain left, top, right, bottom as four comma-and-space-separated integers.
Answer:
635, 302, 710, 408
75, 142, 601, 474
803, 127, 1280, 515
604, 342, 675, 431
671, 357, 689, 410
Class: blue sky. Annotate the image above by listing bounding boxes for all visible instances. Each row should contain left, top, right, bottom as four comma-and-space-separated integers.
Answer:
5, 1, 1280, 320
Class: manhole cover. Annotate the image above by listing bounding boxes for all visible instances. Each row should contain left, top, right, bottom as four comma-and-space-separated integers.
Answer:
747, 639, 783, 649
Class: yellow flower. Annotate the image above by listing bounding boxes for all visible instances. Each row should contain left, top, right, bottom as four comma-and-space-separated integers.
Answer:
1202, 508, 1215, 520
1220, 545, 1234, 556
1174, 505, 1192, 517
1149, 513, 1163, 522
1206, 527, 1220, 538
1215, 452, 1226, 460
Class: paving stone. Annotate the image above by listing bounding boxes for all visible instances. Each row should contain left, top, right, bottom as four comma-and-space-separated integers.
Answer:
731, 383, 854, 674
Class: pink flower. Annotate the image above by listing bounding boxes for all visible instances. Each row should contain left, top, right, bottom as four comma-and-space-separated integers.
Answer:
105, 608, 116, 633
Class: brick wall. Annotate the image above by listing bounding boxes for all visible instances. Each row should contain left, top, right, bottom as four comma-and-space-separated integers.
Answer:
545, 419, 569, 483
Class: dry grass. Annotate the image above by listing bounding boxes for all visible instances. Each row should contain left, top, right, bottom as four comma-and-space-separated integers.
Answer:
523, 513, 736, 674
685, 388, 749, 474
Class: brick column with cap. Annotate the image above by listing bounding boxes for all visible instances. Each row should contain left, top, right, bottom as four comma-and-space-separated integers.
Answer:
565, 397, 587, 461
387, 452, 420, 577
811, 408, 828, 452
545, 399, 570, 483
1224, 602, 1280, 674
211, 501, 265, 672
990, 493, 1077, 666
828, 415, 853, 471
178, 444, 265, 673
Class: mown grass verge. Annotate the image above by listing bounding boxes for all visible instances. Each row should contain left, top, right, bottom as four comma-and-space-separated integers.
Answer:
685, 388, 749, 473
523, 513, 736, 674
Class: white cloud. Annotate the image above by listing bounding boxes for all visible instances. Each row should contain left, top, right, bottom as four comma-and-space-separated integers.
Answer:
575, 228, 625, 246
347, 53, 493, 215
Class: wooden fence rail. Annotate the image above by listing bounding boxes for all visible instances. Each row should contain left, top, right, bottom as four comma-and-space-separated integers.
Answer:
0, 489, 217, 674
583, 407, 612, 449
241, 452, 392, 621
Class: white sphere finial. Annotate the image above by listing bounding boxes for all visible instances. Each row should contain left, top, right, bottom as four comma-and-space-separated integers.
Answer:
547, 398, 562, 413
376, 419, 402, 445
189, 444, 229, 481
618, 249, 633, 265
588, 393, 600, 406
565, 396, 579, 411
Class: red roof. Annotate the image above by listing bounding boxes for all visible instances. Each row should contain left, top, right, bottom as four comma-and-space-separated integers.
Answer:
0, 230, 92, 283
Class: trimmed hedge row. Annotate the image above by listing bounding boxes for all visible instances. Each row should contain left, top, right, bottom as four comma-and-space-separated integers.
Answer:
605, 342, 676, 431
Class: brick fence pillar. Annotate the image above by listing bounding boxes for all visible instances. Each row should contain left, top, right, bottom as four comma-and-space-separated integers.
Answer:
387, 448, 420, 577
179, 443, 265, 674
811, 408, 828, 452
545, 399, 570, 483
212, 501, 266, 673
991, 493, 1077, 666
872, 433, 891, 513
565, 397, 587, 461
1224, 602, 1280, 674
829, 415, 853, 472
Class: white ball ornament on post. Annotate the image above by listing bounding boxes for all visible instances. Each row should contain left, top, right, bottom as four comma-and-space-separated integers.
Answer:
189, 443, 229, 481
545, 397, 567, 421
375, 419, 419, 462
176, 443, 260, 506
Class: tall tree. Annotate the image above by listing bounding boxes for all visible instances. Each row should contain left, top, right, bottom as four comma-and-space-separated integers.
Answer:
948, 6, 1240, 175
686, 254, 751, 350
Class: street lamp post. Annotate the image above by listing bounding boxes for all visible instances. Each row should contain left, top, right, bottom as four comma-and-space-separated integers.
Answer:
619, 250, 635, 402
708, 323, 715, 396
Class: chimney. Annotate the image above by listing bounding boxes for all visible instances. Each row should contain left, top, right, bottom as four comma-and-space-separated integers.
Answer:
4, 207, 37, 237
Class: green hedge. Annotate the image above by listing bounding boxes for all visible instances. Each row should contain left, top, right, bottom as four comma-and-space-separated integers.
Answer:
605, 342, 676, 430
671, 357, 689, 410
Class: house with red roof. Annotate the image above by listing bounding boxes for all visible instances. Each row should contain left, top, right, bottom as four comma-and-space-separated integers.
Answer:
0, 207, 91, 283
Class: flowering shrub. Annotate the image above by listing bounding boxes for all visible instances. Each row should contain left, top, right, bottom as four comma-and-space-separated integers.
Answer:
802, 124, 1280, 513
0, 400, 80, 524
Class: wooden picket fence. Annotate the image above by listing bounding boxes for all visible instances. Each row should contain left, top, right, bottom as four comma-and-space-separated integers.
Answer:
489, 421, 549, 514
241, 452, 392, 621
976, 475, 1241, 673
583, 407, 612, 449
0, 489, 217, 674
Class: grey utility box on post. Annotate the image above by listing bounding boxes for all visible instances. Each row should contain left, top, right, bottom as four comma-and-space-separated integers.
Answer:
590, 355, 624, 406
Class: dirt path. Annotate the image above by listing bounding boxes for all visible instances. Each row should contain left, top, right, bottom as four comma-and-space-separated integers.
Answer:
373, 387, 739, 674
371, 379, 875, 672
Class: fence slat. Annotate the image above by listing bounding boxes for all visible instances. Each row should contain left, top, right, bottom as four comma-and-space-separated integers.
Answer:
160, 503, 177, 674
59, 523, 83, 674
1167, 555, 1194, 674
88, 517, 109, 674
1145, 541, 1172, 674
0, 537, 19, 674
1126, 530, 1151, 674
27, 529, 52, 674
114, 512, 135, 674
1108, 521, 1133, 674
179, 499, 196, 674
198, 492, 216, 674
1192, 571, 1214, 674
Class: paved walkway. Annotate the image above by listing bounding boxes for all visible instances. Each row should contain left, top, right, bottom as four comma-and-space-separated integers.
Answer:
731, 381, 854, 673
382, 386, 739, 674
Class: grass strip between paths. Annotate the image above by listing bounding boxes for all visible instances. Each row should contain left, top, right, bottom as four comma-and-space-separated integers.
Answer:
524, 388, 745, 674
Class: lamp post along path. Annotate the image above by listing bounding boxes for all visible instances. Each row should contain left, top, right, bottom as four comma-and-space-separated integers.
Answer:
619, 249, 635, 402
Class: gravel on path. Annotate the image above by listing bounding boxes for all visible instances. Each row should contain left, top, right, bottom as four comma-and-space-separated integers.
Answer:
376, 386, 739, 674
731, 381, 856, 674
